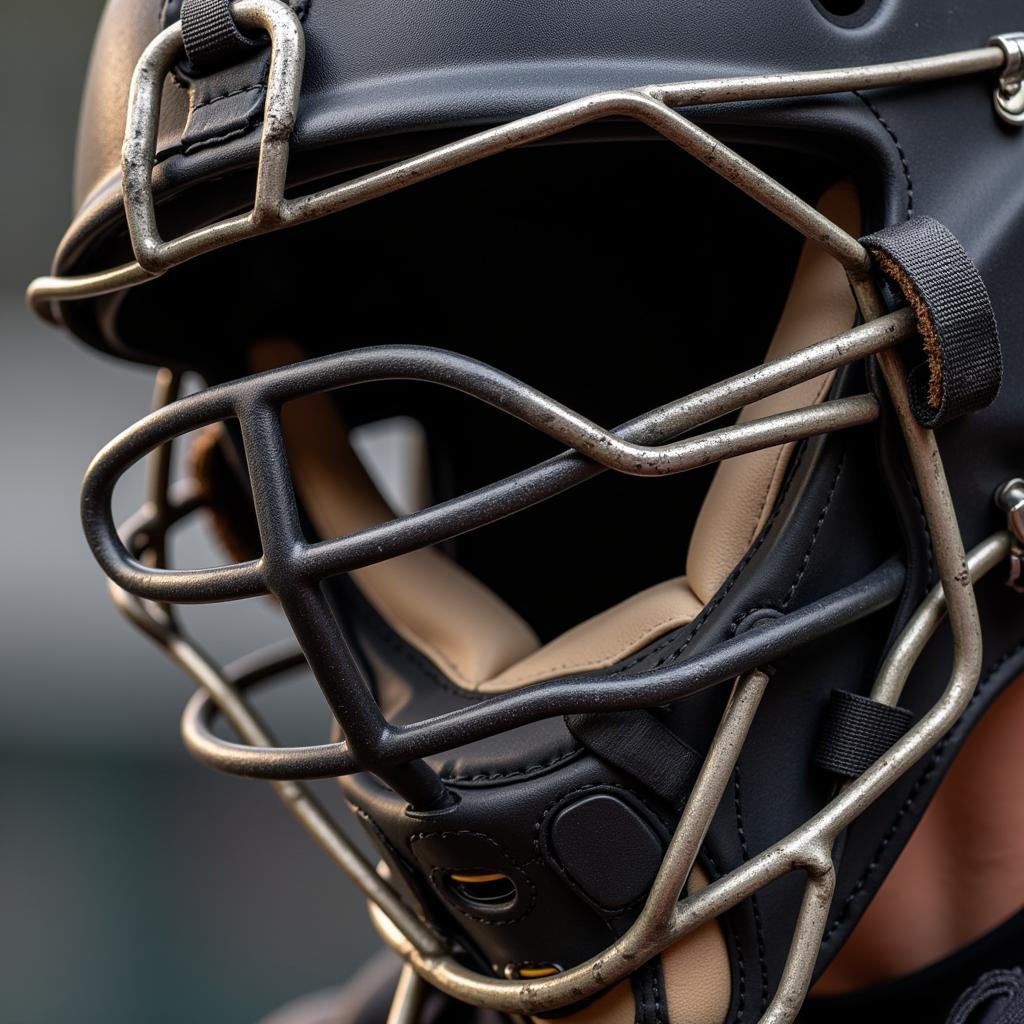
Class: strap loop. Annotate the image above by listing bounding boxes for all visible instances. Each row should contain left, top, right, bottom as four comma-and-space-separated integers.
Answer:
862, 216, 1002, 429
180, 0, 264, 75
947, 969, 1024, 1024
566, 710, 700, 809
814, 689, 913, 779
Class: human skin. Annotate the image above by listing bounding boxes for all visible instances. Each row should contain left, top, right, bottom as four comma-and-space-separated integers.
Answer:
813, 673, 1024, 993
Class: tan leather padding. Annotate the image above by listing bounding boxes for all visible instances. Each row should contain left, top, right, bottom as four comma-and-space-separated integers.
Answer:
241, 180, 869, 1024
250, 182, 858, 691
534, 866, 731, 1024
473, 577, 703, 693
250, 342, 705, 690
686, 180, 862, 605
251, 340, 540, 686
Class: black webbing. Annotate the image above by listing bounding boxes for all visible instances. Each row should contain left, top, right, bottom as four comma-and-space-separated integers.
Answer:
565, 710, 700, 809
180, 0, 264, 75
814, 689, 913, 779
861, 216, 1002, 429
946, 969, 1024, 1024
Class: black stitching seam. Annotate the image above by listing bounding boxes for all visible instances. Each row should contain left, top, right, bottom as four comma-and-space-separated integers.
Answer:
617, 444, 813, 675
708, 449, 848, 1014
652, 962, 664, 1024
781, 450, 847, 611
733, 766, 770, 1015
191, 83, 263, 110
347, 802, 445, 941
444, 747, 582, 784
704, 847, 746, 1024
854, 91, 914, 220
634, 965, 649, 1024
635, 971, 647, 1024
821, 634, 1024, 944
633, 961, 665, 1024
409, 829, 538, 927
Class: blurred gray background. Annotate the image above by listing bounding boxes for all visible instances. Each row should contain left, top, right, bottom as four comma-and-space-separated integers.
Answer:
1, 4, 379, 1021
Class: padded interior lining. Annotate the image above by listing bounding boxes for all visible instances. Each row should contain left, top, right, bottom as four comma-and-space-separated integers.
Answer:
687, 180, 861, 603
250, 180, 860, 693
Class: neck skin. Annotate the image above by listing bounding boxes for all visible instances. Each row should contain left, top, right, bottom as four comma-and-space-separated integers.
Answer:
813, 673, 1024, 994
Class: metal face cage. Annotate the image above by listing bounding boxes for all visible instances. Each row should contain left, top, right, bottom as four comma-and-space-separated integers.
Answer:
27, 4, 1024, 1022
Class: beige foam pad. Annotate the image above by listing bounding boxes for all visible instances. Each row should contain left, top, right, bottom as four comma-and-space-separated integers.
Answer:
686, 180, 861, 605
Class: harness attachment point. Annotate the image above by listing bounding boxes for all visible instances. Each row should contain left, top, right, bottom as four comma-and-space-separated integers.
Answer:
862, 217, 1002, 429
814, 689, 914, 779
991, 33, 1024, 125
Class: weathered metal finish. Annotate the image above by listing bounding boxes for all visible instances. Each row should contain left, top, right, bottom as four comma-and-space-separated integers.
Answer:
991, 33, 1024, 125
42, 3, 1020, 1019
872, 532, 1012, 707
109, 586, 445, 959
386, 966, 431, 1024
81, 315, 909, 607
25, 0, 1018, 320
180, 562, 903, 779
994, 478, 1024, 590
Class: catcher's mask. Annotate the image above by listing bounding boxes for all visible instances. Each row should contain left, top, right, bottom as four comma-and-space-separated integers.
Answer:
29, 2, 1024, 1022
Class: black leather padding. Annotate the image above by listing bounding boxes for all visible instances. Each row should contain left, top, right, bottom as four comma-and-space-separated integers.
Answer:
862, 216, 1002, 429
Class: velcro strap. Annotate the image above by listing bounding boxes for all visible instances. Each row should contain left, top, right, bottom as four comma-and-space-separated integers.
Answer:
814, 689, 913, 779
861, 216, 1002, 429
947, 969, 1024, 1024
181, 0, 264, 75
566, 710, 700, 809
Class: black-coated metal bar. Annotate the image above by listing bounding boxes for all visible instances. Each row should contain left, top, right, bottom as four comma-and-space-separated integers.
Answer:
237, 399, 452, 809
181, 558, 905, 780
82, 314, 909, 605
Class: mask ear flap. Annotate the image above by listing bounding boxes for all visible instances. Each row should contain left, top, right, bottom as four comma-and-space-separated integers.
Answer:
686, 180, 862, 605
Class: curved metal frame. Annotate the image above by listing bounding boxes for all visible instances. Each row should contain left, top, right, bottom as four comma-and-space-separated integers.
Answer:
27, 3, 1021, 1021
26, 2, 1015, 320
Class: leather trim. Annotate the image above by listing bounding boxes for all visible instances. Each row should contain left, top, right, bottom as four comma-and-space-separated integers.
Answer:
250, 342, 703, 692
533, 866, 731, 1024
686, 180, 861, 604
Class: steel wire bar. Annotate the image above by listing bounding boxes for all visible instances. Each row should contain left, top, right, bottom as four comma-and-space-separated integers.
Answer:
82, 312, 909, 606
25, 0, 1011, 319
180, 561, 904, 780
43, 0, 1013, 1015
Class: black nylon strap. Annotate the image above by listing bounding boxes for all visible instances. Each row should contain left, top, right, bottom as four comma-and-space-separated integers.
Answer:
814, 689, 913, 779
947, 969, 1024, 1024
180, 0, 263, 75
566, 710, 700, 809
861, 216, 1002, 429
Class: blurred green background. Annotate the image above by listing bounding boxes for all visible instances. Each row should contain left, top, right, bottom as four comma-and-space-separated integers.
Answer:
0, 4, 378, 1021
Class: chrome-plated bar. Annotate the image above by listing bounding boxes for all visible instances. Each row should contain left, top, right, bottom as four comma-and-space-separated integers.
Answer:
109, 581, 444, 959
83, 314, 908, 607
386, 965, 430, 1024
24, 0, 1017, 321
872, 531, 1012, 706
636, 670, 769, 930
46, 3, 1013, 1017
